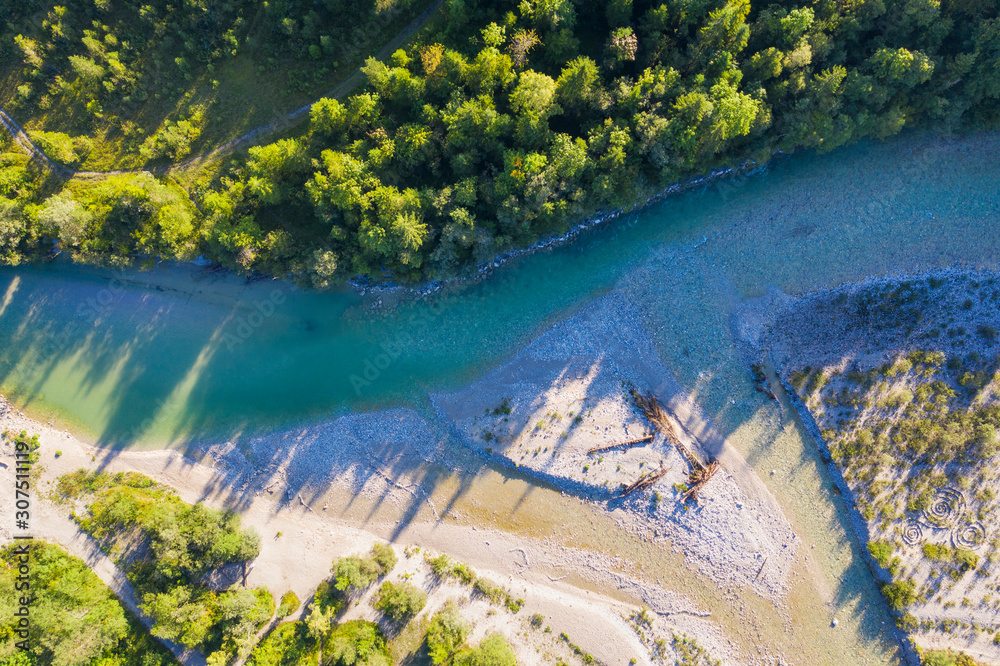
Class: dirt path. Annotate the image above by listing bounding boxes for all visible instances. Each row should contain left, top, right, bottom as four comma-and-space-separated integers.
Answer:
0, 108, 129, 178
0, 0, 444, 178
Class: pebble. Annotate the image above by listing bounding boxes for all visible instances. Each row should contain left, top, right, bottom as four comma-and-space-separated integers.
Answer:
831, 618, 839, 627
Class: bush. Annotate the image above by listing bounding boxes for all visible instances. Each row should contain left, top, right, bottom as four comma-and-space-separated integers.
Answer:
882, 579, 916, 611
333, 544, 397, 593
922, 649, 988, 666
955, 548, 979, 571
976, 325, 998, 343
333, 555, 381, 593
426, 602, 469, 665
370, 543, 397, 573
472, 577, 506, 605
28, 130, 90, 166
922, 543, 952, 562
426, 553, 477, 585
326, 620, 389, 666
454, 633, 517, 666
277, 590, 301, 619
471, 577, 523, 612
248, 622, 315, 666
372, 581, 427, 621
139, 112, 203, 160
867, 541, 893, 569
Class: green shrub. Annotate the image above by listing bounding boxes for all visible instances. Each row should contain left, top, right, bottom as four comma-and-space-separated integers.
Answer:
370, 543, 397, 573
882, 579, 916, 611
976, 325, 998, 343
887, 358, 912, 376
333, 555, 380, 593
28, 130, 90, 166
333, 544, 397, 593
454, 633, 517, 666
886, 389, 913, 408
372, 581, 427, 621
921, 649, 988, 665
248, 622, 315, 666
867, 541, 893, 569
426, 601, 469, 664
471, 577, 523, 612
139, 112, 203, 160
426, 553, 476, 585
277, 590, 301, 619
922, 543, 952, 562
325, 620, 389, 665
955, 548, 979, 571
472, 577, 506, 605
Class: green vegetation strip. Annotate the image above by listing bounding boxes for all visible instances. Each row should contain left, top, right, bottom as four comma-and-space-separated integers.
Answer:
779, 275, 1000, 661
248, 545, 520, 665
57, 469, 269, 663
0, 540, 179, 666
4, 1, 1000, 284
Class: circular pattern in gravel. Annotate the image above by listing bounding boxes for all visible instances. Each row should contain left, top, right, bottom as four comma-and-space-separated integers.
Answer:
922, 488, 966, 528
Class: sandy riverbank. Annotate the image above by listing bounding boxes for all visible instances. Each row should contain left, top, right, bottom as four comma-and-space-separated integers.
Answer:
0, 392, 738, 666
430, 290, 799, 603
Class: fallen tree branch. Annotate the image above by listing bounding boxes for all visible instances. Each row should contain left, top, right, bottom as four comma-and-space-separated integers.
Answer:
620, 461, 669, 498
682, 460, 721, 503
587, 434, 654, 455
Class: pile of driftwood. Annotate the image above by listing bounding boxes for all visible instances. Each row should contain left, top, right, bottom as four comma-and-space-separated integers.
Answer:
630, 390, 721, 503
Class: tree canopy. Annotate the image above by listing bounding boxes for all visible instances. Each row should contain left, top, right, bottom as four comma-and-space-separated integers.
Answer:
3, 0, 1000, 284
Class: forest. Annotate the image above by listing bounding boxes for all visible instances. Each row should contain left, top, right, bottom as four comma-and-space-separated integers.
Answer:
56, 470, 267, 664
2, 0, 1000, 284
0, 541, 180, 666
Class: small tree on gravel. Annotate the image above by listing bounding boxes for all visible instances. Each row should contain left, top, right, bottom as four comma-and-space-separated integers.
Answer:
426, 602, 469, 665
373, 581, 427, 621
306, 602, 335, 666
332, 545, 397, 594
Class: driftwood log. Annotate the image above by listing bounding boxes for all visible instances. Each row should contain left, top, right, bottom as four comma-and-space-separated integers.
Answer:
631, 389, 721, 503
683, 460, 721, 503
620, 461, 669, 498
587, 433, 654, 455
